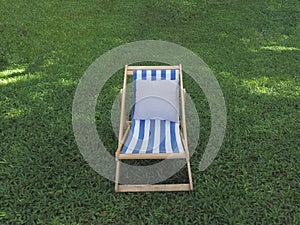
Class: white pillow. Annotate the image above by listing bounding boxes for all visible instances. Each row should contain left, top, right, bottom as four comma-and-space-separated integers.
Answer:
134, 80, 179, 122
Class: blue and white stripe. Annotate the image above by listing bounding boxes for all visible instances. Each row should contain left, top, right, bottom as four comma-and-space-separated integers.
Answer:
121, 70, 184, 154
133, 69, 179, 81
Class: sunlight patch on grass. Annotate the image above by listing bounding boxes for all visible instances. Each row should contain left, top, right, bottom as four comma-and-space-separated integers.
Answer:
219, 71, 231, 76
56, 78, 77, 86
250, 45, 300, 53
242, 77, 299, 97
0, 77, 21, 85
3, 108, 26, 119
31, 91, 48, 101
260, 46, 300, 51
0, 72, 43, 85
0, 68, 26, 77
240, 38, 250, 44
218, 31, 229, 38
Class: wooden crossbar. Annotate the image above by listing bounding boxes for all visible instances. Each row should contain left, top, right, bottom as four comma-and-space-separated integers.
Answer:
118, 184, 191, 192
118, 152, 186, 160
127, 65, 180, 70
126, 65, 180, 75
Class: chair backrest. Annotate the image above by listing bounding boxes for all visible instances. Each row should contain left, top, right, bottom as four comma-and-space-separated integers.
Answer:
118, 65, 187, 145
132, 69, 180, 122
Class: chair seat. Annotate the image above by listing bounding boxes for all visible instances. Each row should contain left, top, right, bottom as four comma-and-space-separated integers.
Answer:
121, 119, 185, 154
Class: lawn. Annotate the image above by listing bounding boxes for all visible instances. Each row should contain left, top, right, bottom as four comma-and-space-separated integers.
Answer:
1, 0, 299, 224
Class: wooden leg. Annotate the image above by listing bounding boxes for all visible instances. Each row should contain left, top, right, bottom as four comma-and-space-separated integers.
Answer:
115, 160, 120, 192
187, 160, 193, 190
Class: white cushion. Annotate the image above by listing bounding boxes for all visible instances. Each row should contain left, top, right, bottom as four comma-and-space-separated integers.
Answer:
134, 80, 179, 122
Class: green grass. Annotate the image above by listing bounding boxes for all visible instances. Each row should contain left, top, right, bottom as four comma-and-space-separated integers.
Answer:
1, 0, 299, 224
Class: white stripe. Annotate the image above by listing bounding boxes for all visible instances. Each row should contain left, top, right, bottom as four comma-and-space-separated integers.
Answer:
166, 70, 171, 80
175, 123, 184, 153
126, 120, 141, 154
146, 70, 152, 80
175, 70, 179, 80
165, 120, 172, 153
136, 70, 142, 80
152, 120, 161, 153
156, 70, 161, 80
139, 120, 150, 154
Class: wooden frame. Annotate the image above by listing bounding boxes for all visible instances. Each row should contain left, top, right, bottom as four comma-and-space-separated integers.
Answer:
115, 65, 193, 192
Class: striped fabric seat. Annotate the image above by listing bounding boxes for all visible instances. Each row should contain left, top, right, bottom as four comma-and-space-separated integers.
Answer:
121, 119, 184, 154
121, 69, 185, 155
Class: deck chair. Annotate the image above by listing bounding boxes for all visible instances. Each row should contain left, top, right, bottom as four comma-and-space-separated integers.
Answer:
115, 65, 193, 192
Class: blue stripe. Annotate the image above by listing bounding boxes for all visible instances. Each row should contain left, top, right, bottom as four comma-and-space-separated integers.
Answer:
161, 70, 166, 80
151, 70, 156, 80
146, 120, 155, 153
133, 70, 137, 80
121, 120, 136, 154
159, 120, 166, 153
132, 120, 145, 154
171, 70, 176, 80
170, 122, 179, 153
142, 70, 147, 80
